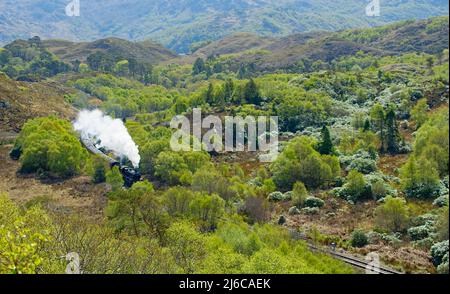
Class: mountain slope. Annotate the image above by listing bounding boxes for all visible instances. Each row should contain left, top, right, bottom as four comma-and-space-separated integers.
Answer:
0, 73, 76, 132
188, 16, 449, 72
42, 38, 176, 64
0, 0, 448, 53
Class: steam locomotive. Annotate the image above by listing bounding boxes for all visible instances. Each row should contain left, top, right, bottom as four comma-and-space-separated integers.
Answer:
80, 134, 141, 187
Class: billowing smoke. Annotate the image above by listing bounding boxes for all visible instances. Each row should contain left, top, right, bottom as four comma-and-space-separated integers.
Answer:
73, 109, 141, 168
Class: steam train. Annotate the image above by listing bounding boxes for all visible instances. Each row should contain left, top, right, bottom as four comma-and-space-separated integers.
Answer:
80, 134, 142, 187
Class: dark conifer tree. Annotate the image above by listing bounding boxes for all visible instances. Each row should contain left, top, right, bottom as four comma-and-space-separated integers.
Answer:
244, 78, 261, 105
192, 57, 205, 75
205, 83, 215, 105
318, 126, 334, 155
386, 107, 400, 154
224, 79, 234, 103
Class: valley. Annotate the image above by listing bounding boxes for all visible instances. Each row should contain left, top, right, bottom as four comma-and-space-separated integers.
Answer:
0, 15, 448, 275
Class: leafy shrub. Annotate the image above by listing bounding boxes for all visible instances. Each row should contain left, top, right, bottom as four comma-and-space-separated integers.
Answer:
430, 240, 449, 267
365, 172, 398, 200
340, 150, 377, 174
437, 253, 449, 274
92, 157, 107, 184
374, 196, 410, 233
410, 213, 437, 227
268, 191, 292, 202
291, 182, 308, 208
407, 225, 433, 241
351, 230, 368, 248
335, 170, 371, 202
13, 117, 88, 178
304, 197, 325, 208
271, 137, 340, 190
412, 237, 435, 250
268, 192, 285, 202
433, 195, 449, 207
283, 191, 293, 201
288, 206, 301, 216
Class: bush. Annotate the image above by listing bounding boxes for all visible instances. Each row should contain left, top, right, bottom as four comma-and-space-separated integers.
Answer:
433, 195, 449, 207
304, 197, 325, 208
407, 225, 432, 241
268, 192, 287, 202
283, 191, 293, 201
400, 156, 441, 199
374, 196, 409, 233
92, 157, 107, 184
336, 170, 372, 202
412, 237, 434, 250
351, 230, 368, 248
291, 182, 308, 208
340, 150, 377, 174
271, 137, 340, 190
13, 117, 88, 178
365, 173, 398, 200
437, 253, 449, 274
288, 206, 301, 216
430, 240, 449, 267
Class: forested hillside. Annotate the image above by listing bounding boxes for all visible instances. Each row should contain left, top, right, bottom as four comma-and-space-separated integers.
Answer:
0, 0, 448, 52
0, 17, 448, 274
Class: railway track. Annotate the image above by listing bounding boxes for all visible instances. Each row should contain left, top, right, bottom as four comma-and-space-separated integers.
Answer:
289, 229, 403, 274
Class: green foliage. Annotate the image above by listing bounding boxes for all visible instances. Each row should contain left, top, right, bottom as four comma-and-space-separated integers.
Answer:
400, 156, 441, 199
291, 182, 308, 208
243, 79, 262, 105
106, 166, 124, 191
340, 150, 377, 174
304, 197, 325, 208
318, 126, 334, 155
430, 240, 449, 267
271, 137, 339, 190
267, 191, 286, 202
154, 151, 210, 186
0, 194, 52, 274
276, 89, 332, 132
335, 170, 372, 202
1, 37, 71, 80
106, 181, 170, 239
413, 108, 449, 177
351, 230, 368, 248
13, 117, 88, 178
436, 206, 449, 241
411, 99, 429, 128
189, 193, 225, 230
166, 222, 207, 273
92, 156, 107, 184
407, 225, 432, 241
374, 196, 410, 233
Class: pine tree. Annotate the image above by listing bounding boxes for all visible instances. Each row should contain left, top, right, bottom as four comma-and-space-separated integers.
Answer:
244, 78, 261, 105
385, 107, 400, 154
318, 126, 333, 155
205, 83, 215, 105
224, 79, 234, 103
363, 119, 371, 132
370, 103, 386, 153
192, 58, 205, 75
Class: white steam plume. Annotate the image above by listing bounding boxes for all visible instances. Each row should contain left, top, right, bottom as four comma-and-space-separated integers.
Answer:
73, 109, 141, 168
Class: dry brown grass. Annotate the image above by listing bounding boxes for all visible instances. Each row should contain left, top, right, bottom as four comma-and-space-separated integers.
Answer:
0, 144, 107, 220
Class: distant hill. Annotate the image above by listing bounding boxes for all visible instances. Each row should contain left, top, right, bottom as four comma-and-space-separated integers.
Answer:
188, 16, 449, 72
0, 0, 448, 53
42, 38, 176, 64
